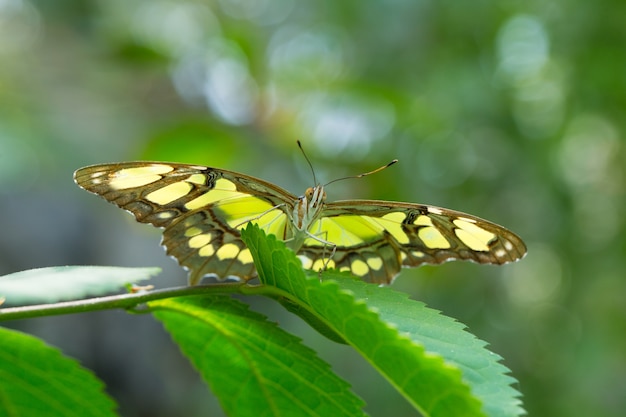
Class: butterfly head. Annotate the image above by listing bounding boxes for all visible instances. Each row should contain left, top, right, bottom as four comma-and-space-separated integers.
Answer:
304, 185, 326, 204
294, 185, 326, 230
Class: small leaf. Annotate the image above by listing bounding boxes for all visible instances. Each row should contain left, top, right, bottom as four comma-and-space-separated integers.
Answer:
0, 266, 160, 306
151, 295, 366, 417
0, 327, 118, 417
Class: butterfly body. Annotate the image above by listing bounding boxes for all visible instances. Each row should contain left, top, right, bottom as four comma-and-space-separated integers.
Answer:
74, 162, 526, 285
285, 185, 328, 251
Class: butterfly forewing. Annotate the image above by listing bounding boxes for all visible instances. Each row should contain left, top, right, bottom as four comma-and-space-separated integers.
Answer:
74, 162, 297, 283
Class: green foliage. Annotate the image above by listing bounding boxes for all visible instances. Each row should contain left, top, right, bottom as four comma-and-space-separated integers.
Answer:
330, 275, 522, 417
0, 327, 117, 417
0, 226, 523, 417
241, 224, 522, 417
152, 296, 365, 417
2, 3, 624, 416
0, 266, 159, 306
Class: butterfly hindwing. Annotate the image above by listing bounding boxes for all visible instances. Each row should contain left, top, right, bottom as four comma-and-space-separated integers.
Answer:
74, 162, 297, 282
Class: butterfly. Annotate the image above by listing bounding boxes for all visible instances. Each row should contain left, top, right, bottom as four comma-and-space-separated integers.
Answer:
74, 160, 526, 285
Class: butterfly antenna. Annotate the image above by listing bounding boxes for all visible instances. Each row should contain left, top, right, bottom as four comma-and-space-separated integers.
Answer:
324, 159, 398, 187
297, 140, 318, 185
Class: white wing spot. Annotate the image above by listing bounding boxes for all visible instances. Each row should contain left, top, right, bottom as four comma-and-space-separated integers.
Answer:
109, 165, 173, 190
418, 227, 451, 249
186, 174, 206, 185
237, 248, 254, 264
216, 243, 240, 261
188, 233, 213, 248
311, 259, 334, 271
298, 255, 313, 269
350, 259, 370, 276
184, 227, 203, 237
156, 211, 175, 219
366, 257, 383, 271
199, 245, 216, 257
145, 182, 193, 205
457, 217, 476, 223
413, 215, 433, 226
453, 219, 495, 251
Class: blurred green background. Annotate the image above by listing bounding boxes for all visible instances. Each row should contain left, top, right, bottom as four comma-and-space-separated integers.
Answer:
1, 1, 624, 416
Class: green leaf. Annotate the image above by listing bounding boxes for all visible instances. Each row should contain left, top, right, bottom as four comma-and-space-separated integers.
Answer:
323, 271, 524, 417
0, 266, 161, 306
242, 224, 523, 417
150, 295, 366, 417
0, 327, 118, 417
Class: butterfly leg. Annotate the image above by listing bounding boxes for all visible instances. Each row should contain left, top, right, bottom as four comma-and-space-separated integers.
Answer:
304, 230, 337, 278
320, 244, 338, 279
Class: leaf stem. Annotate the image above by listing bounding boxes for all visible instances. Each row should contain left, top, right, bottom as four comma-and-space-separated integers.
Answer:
0, 283, 258, 322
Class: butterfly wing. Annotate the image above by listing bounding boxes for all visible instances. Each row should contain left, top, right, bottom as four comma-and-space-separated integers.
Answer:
74, 162, 297, 284
298, 200, 527, 283
75, 162, 527, 285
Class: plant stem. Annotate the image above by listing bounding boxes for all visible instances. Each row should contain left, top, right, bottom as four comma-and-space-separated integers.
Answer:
0, 283, 262, 322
